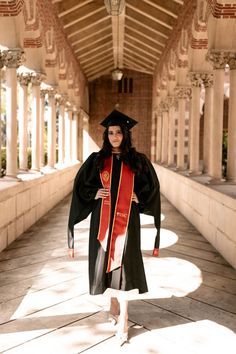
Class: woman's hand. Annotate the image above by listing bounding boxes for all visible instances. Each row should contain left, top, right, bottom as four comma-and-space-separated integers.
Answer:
95, 188, 110, 199
132, 192, 139, 203
68, 248, 74, 259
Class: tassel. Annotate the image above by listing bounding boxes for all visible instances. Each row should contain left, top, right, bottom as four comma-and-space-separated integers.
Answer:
152, 248, 159, 257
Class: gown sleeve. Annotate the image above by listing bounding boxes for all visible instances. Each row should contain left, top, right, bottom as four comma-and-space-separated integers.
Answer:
135, 154, 161, 250
67, 152, 101, 249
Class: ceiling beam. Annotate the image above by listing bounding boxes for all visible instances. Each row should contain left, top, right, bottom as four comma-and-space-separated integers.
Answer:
125, 43, 158, 66
65, 8, 108, 37
77, 42, 113, 59
125, 34, 161, 57
111, 7, 125, 68
69, 18, 111, 44
73, 33, 112, 53
80, 48, 113, 65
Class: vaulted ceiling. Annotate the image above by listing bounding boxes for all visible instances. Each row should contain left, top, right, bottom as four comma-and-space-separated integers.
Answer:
54, 0, 184, 81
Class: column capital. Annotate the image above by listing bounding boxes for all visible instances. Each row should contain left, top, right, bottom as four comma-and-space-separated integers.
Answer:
30, 72, 45, 86
188, 72, 203, 87
57, 94, 68, 106
1, 48, 25, 68
66, 104, 73, 112
40, 89, 48, 98
73, 106, 80, 113
206, 50, 230, 69
174, 86, 191, 100
228, 53, 236, 70
167, 95, 177, 108
17, 72, 31, 86
157, 109, 163, 116
160, 101, 169, 112
201, 72, 214, 88
48, 87, 57, 99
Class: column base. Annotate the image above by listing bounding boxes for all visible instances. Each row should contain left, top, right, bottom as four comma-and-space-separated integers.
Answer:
187, 170, 202, 177
29, 169, 43, 175
206, 177, 226, 185
160, 160, 168, 166
174, 166, 187, 172
4, 175, 21, 182
225, 176, 236, 184
167, 164, 176, 170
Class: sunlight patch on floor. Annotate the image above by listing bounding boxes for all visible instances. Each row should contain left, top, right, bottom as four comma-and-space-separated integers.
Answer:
141, 227, 178, 250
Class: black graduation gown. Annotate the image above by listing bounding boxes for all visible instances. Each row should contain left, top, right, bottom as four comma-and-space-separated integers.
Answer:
68, 152, 161, 295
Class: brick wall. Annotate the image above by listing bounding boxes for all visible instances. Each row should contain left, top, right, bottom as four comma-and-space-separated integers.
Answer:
89, 69, 153, 158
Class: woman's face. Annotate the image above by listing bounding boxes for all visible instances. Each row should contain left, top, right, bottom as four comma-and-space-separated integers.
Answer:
108, 125, 123, 149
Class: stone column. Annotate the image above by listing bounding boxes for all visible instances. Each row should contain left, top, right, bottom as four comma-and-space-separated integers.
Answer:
151, 111, 157, 162
160, 102, 169, 164
58, 96, 66, 165
0, 63, 2, 175
3, 49, 24, 178
70, 109, 74, 161
201, 73, 214, 174
167, 95, 177, 166
40, 90, 47, 167
77, 110, 83, 162
31, 73, 43, 171
207, 51, 228, 180
175, 86, 191, 170
47, 89, 56, 168
188, 72, 202, 174
65, 106, 72, 163
18, 73, 30, 171
72, 108, 79, 161
227, 54, 236, 181
0, 68, 1, 175
156, 110, 162, 162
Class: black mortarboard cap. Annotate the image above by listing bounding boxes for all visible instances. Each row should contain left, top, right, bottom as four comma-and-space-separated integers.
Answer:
100, 110, 138, 130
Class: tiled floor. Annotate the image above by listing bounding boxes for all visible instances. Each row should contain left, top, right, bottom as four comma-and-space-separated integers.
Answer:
0, 194, 236, 353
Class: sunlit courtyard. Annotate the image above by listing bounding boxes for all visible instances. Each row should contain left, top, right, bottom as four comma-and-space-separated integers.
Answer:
0, 194, 235, 354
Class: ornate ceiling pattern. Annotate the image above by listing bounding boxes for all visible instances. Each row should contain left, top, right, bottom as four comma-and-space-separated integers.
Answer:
54, 0, 184, 81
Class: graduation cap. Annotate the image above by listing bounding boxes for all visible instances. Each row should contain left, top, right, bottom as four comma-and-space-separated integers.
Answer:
100, 110, 138, 130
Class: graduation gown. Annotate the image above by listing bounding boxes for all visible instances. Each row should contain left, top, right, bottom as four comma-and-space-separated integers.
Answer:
68, 152, 161, 295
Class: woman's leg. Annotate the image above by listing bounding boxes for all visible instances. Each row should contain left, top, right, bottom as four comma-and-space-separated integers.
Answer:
116, 299, 129, 345
110, 297, 120, 316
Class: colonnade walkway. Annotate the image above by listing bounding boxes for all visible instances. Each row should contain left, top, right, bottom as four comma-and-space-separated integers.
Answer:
0, 194, 236, 354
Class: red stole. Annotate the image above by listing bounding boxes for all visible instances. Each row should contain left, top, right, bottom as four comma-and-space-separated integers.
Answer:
97, 155, 134, 272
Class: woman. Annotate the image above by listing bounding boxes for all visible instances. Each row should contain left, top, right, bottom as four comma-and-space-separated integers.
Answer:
68, 109, 161, 345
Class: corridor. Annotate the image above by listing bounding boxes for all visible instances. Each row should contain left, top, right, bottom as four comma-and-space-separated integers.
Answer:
0, 194, 236, 354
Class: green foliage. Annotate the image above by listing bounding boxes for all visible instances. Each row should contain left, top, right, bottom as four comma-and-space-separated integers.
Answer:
1, 147, 6, 177
0, 148, 58, 177
222, 130, 228, 178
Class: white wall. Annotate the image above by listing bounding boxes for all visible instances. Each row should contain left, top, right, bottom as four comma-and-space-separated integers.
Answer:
0, 164, 80, 252
154, 164, 236, 270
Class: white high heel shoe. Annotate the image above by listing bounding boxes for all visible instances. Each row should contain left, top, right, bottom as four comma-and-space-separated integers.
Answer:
115, 316, 129, 346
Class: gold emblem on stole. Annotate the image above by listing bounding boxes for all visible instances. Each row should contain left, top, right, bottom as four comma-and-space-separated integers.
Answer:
102, 171, 109, 183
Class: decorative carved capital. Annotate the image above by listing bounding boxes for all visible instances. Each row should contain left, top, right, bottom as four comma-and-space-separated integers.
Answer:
228, 53, 236, 70
174, 86, 192, 100
188, 72, 203, 87
46, 85, 58, 99
167, 95, 177, 108
48, 89, 56, 99
58, 94, 68, 106
30, 72, 45, 86
1, 48, 25, 68
40, 89, 48, 98
17, 72, 31, 86
201, 72, 213, 88
206, 50, 230, 69
160, 101, 169, 112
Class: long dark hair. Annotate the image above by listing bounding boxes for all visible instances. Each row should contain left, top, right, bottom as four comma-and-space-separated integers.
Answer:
95, 123, 143, 173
